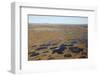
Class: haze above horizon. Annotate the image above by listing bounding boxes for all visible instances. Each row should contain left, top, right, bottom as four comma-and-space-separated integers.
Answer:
28, 15, 88, 25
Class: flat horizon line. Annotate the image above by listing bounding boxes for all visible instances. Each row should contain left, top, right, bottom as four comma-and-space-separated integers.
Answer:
28, 23, 88, 25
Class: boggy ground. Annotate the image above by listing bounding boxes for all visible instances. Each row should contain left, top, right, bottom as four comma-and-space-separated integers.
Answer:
28, 23, 88, 61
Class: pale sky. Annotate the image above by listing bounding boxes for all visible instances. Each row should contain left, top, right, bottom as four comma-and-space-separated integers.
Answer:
28, 15, 88, 25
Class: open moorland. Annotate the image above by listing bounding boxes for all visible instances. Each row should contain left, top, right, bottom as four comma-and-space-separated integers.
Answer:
28, 23, 88, 60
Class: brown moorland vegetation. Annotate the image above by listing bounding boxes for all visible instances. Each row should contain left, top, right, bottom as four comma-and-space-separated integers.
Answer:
28, 23, 88, 60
